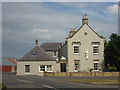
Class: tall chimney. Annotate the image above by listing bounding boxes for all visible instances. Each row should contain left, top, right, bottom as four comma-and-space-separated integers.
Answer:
36, 40, 38, 46
82, 14, 88, 25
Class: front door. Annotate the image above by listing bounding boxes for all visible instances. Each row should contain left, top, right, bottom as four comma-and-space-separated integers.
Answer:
60, 63, 66, 72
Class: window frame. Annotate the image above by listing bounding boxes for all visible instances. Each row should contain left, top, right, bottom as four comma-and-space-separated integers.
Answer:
47, 65, 53, 72
39, 65, 53, 72
74, 60, 80, 72
39, 65, 45, 72
32, 51, 36, 57
93, 44, 99, 55
54, 51, 57, 57
93, 60, 99, 71
24, 65, 30, 73
74, 44, 79, 54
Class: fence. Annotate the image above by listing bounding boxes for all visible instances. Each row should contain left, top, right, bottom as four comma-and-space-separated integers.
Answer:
44, 72, 119, 77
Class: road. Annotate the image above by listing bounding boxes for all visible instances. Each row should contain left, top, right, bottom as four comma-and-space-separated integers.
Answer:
2, 73, 119, 89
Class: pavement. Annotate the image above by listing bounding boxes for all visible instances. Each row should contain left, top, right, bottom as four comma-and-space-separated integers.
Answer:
2, 72, 119, 90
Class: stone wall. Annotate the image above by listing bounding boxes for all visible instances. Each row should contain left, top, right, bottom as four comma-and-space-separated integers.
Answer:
44, 72, 119, 77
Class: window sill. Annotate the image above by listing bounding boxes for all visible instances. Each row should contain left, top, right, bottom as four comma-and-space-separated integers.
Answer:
47, 71, 53, 72
25, 73, 30, 74
93, 53, 99, 55
39, 71, 52, 72
74, 53, 80, 55
93, 70, 99, 72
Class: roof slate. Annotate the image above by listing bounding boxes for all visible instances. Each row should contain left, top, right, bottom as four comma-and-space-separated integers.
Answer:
40, 42, 63, 51
19, 46, 55, 61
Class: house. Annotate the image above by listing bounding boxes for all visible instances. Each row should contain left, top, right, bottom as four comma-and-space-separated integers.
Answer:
1, 57, 16, 72
17, 41, 60, 75
40, 42, 63, 60
59, 14, 105, 72
17, 14, 105, 75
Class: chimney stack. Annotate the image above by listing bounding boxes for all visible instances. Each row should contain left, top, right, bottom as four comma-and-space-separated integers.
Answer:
82, 14, 88, 25
36, 40, 38, 46
69, 28, 76, 37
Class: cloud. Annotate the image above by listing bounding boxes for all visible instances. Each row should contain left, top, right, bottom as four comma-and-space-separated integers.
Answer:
2, 2, 118, 58
106, 4, 118, 15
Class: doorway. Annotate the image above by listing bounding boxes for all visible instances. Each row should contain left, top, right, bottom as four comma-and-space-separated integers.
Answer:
60, 63, 66, 72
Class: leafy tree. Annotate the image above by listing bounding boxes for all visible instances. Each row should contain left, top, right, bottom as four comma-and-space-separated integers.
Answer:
104, 33, 120, 71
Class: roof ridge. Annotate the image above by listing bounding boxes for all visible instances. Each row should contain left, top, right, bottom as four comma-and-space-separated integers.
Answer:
19, 46, 55, 61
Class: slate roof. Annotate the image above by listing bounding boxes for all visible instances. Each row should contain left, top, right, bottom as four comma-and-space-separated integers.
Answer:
19, 46, 55, 61
40, 42, 63, 51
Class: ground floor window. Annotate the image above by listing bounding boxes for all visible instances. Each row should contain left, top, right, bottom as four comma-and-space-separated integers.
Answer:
47, 65, 52, 72
94, 60, 99, 71
39, 65, 52, 72
74, 60, 80, 72
25, 65, 30, 73
40, 65, 45, 72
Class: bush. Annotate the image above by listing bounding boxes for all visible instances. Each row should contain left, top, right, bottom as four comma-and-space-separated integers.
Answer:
107, 64, 117, 72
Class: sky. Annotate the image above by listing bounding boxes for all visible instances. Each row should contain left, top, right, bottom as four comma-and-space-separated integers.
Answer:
2, 2, 118, 60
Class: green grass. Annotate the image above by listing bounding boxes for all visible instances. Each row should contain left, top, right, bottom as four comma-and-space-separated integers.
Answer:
63, 79, 119, 85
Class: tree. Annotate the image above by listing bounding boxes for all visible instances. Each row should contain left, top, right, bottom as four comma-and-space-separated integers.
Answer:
104, 33, 120, 71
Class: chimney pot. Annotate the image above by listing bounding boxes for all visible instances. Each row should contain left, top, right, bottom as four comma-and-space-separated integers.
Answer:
36, 40, 38, 46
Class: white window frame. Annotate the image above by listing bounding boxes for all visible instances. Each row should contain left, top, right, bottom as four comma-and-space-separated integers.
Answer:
47, 65, 53, 72
54, 51, 57, 57
74, 60, 80, 72
93, 44, 99, 54
32, 51, 36, 57
93, 60, 99, 71
39, 65, 53, 72
24, 65, 31, 74
39, 65, 46, 72
74, 44, 79, 54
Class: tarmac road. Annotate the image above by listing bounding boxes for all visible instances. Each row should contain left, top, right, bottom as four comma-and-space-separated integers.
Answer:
2, 73, 119, 90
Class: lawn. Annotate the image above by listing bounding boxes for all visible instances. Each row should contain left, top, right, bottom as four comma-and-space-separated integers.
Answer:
64, 79, 119, 85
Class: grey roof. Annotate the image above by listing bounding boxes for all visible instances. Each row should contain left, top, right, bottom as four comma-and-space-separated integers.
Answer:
19, 46, 55, 61
40, 42, 63, 51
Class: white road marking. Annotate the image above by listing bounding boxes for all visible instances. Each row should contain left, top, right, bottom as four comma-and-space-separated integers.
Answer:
16, 79, 34, 84
42, 85, 59, 90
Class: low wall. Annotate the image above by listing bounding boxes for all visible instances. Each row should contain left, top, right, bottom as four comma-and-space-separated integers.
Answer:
44, 72, 119, 77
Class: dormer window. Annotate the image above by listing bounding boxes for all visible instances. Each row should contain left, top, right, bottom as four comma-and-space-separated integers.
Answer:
32, 51, 36, 57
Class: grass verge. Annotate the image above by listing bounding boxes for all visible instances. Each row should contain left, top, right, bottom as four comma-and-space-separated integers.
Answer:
63, 79, 119, 85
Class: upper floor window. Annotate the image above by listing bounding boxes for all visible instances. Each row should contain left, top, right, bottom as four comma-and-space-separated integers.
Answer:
93, 44, 99, 54
25, 65, 30, 73
54, 51, 57, 56
74, 44, 79, 54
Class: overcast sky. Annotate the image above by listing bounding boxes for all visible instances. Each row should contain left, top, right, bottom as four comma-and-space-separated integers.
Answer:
2, 2, 118, 59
